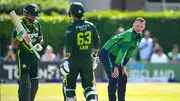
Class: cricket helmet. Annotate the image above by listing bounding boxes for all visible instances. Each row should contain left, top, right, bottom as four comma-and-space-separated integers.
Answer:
23, 4, 40, 16
68, 2, 85, 17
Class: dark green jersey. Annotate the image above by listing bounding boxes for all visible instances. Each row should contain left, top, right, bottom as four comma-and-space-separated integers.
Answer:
103, 28, 143, 66
66, 20, 100, 55
12, 17, 43, 54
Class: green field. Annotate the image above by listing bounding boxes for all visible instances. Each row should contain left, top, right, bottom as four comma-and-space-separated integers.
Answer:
1, 83, 180, 101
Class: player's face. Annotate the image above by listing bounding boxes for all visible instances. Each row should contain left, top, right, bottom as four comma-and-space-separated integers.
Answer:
70, 13, 76, 21
133, 21, 145, 34
26, 14, 38, 23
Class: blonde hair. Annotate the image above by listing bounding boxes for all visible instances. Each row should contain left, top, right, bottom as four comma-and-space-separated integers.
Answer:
135, 17, 146, 24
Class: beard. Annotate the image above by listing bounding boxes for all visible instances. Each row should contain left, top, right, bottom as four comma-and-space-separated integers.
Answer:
135, 29, 141, 34
26, 17, 35, 24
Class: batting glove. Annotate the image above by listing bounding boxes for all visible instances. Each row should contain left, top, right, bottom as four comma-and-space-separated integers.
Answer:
31, 43, 43, 51
16, 29, 26, 41
60, 60, 70, 76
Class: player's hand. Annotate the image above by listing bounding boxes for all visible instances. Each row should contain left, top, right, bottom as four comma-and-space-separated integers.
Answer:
112, 67, 119, 78
60, 60, 70, 76
121, 66, 128, 76
31, 43, 43, 51
16, 29, 26, 41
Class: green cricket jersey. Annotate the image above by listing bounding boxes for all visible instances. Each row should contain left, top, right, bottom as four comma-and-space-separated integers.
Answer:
103, 28, 143, 66
66, 20, 100, 55
12, 17, 43, 55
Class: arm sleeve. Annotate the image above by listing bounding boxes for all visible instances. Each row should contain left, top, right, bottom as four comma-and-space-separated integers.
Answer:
122, 47, 134, 66
114, 32, 126, 40
115, 49, 125, 67
66, 26, 73, 54
93, 26, 100, 49
115, 32, 133, 67
114, 32, 127, 67
38, 23, 43, 37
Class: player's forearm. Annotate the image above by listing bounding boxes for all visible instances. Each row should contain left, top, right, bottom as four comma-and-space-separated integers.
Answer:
12, 39, 20, 48
12, 29, 25, 48
11, 54, 16, 61
123, 48, 134, 66
115, 50, 124, 67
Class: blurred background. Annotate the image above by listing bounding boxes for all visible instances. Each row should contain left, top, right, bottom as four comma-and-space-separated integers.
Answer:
0, 0, 180, 100
0, 0, 180, 101
1, 0, 180, 83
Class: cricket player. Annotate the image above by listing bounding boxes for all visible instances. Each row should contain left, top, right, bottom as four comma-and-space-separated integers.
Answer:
12, 4, 43, 101
61, 2, 100, 101
99, 17, 146, 101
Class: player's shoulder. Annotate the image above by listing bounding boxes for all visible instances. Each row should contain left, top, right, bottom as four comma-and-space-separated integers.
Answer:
84, 20, 96, 27
120, 28, 132, 36
34, 20, 39, 23
84, 20, 94, 25
125, 28, 133, 33
34, 20, 40, 25
67, 23, 74, 30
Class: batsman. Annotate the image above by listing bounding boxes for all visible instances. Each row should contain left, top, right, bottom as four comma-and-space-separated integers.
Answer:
11, 4, 43, 101
61, 2, 100, 101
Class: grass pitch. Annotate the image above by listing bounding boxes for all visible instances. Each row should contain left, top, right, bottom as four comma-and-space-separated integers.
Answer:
1, 83, 180, 101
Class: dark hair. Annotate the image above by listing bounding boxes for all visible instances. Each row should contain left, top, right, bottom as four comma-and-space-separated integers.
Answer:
155, 47, 163, 53
135, 17, 146, 24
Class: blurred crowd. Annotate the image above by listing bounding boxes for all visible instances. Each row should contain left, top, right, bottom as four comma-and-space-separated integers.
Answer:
136, 30, 180, 63
0, 45, 65, 63
1, 27, 180, 64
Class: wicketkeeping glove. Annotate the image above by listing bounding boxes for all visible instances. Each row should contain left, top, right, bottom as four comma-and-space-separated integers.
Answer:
60, 60, 70, 76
